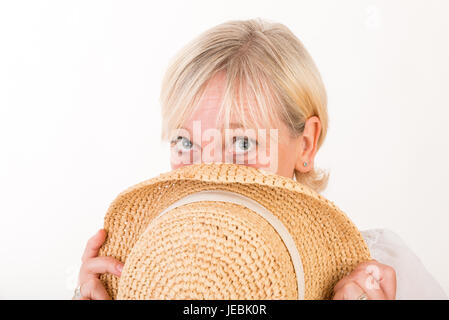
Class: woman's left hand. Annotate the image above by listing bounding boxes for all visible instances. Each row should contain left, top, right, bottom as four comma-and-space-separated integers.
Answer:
332, 259, 396, 300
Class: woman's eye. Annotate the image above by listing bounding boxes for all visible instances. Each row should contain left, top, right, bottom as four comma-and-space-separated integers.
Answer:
171, 136, 193, 152
233, 136, 256, 154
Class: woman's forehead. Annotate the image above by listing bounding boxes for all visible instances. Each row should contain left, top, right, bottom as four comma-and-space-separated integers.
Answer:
178, 70, 283, 132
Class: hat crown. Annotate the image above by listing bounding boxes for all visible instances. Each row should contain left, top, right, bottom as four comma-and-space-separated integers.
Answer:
117, 198, 298, 299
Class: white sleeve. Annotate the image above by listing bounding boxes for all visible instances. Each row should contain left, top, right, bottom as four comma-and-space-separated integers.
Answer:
360, 228, 447, 300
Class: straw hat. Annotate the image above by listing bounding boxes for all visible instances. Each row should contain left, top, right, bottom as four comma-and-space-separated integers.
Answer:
98, 163, 371, 300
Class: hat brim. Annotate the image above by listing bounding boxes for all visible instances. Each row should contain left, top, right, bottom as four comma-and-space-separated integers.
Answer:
98, 163, 371, 299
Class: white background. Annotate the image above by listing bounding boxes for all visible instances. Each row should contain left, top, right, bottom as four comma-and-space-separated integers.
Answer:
0, 0, 448, 299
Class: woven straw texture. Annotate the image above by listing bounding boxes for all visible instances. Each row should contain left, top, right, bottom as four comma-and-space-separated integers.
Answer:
117, 201, 297, 299
98, 163, 371, 300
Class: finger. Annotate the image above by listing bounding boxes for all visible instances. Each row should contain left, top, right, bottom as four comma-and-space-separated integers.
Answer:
79, 256, 123, 283
80, 278, 112, 300
82, 229, 107, 263
333, 281, 366, 300
333, 275, 352, 293
347, 261, 390, 300
363, 260, 396, 300
348, 271, 386, 300
352, 260, 396, 300
334, 260, 380, 291
333, 269, 362, 293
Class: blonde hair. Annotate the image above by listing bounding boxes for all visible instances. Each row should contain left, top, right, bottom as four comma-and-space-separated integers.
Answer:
159, 18, 329, 193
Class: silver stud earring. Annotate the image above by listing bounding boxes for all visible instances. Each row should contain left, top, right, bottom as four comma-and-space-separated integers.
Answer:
303, 161, 308, 167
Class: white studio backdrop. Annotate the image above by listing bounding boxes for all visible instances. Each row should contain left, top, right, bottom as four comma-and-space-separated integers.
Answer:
0, 0, 448, 299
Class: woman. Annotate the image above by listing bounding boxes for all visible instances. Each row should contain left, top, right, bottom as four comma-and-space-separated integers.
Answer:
74, 18, 447, 300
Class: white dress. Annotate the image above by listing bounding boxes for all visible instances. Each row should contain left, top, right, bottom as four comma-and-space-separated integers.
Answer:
361, 228, 447, 299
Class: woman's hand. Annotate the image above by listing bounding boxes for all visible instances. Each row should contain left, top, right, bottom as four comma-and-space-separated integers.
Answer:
72, 229, 124, 300
332, 259, 396, 300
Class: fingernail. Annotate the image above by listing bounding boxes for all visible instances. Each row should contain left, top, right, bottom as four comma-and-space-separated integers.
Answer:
117, 264, 123, 274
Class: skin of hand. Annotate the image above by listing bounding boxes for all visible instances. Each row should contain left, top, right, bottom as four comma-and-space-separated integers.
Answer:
332, 259, 397, 300
73, 229, 124, 300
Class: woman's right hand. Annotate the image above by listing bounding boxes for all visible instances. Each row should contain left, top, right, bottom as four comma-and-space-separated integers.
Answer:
73, 229, 124, 300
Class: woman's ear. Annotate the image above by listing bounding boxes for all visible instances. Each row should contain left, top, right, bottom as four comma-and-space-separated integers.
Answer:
294, 116, 321, 173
